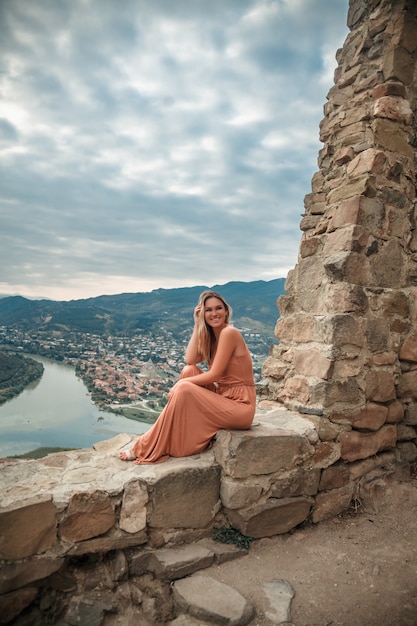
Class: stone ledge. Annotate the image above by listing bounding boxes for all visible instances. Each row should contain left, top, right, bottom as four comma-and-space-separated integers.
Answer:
0, 403, 404, 615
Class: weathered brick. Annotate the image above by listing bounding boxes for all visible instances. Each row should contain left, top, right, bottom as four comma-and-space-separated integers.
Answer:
339, 425, 397, 462
0, 496, 57, 560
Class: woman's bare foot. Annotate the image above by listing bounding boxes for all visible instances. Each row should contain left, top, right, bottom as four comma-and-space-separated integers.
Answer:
119, 448, 135, 461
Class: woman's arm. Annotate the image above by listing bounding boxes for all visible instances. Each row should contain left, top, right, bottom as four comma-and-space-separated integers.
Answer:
185, 326, 203, 365
185, 304, 204, 364
182, 326, 241, 387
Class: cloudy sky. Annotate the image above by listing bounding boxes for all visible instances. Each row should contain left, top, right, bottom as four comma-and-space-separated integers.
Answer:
0, 0, 349, 301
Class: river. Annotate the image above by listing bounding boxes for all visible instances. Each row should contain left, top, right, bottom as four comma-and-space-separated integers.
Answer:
0, 355, 151, 457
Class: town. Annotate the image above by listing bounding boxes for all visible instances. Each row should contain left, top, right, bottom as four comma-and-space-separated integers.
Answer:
0, 324, 275, 422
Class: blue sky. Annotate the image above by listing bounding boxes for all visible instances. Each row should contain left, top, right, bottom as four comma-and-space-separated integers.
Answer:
0, 0, 349, 301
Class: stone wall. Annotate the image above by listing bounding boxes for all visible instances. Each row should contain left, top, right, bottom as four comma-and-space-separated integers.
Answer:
0, 405, 408, 624
261, 0, 417, 469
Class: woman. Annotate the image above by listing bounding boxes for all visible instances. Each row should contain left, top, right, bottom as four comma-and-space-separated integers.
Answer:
119, 290, 256, 464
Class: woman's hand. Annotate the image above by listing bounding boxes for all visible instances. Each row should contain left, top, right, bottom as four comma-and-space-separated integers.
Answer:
193, 304, 202, 325
168, 379, 188, 398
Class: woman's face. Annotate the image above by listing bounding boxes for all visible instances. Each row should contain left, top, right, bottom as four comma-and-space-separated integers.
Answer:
203, 297, 227, 329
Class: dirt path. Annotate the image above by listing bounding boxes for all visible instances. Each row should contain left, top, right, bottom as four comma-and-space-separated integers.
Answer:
203, 478, 417, 625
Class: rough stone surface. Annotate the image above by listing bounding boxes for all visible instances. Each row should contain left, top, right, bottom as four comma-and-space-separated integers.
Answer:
59, 490, 115, 542
147, 544, 214, 581
226, 497, 313, 538
119, 479, 148, 533
261, 579, 295, 624
173, 575, 255, 626
148, 464, 220, 529
0, 495, 57, 560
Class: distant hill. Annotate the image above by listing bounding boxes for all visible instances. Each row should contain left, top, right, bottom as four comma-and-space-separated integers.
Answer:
0, 279, 285, 338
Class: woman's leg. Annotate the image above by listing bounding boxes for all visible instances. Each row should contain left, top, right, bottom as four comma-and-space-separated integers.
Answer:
119, 365, 205, 461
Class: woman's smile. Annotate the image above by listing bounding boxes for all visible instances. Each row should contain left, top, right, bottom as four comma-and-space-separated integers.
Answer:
204, 297, 227, 328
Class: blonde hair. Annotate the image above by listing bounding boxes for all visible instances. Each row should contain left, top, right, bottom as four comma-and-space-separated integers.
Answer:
195, 291, 232, 363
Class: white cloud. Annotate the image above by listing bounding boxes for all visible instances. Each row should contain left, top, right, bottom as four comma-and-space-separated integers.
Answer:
0, 0, 349, 300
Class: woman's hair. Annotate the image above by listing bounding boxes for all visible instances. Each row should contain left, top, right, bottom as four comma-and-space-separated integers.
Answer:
195, 290, 232, 363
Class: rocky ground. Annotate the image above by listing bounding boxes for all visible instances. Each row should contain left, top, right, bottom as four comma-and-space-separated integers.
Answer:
200, 476, 417, 626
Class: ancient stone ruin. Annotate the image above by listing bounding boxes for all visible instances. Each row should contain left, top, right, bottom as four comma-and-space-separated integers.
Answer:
1, 0, 417, 624
262, 0, 417, 467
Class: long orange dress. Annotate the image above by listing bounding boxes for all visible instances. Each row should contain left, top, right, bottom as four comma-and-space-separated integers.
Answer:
129, 348, 256, 464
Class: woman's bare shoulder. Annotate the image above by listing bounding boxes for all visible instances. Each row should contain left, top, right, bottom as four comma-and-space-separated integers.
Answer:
220, 325, 244, 343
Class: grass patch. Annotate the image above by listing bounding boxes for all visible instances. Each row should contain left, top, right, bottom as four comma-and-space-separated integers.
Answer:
112, 405, 159, 424
8, 446, 79, 460
213, 527, 253, 550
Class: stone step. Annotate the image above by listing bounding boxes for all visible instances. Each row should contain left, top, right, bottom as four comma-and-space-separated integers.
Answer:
134, 538, 248, 582
169, 575, 296, 625
172, 575, 255, 626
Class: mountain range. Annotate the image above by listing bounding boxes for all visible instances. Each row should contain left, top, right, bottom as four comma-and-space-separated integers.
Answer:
0, 279, 285, 339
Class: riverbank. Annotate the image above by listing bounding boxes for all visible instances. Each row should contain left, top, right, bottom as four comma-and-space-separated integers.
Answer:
0, 355, 150, 458
0, 351, 44, 405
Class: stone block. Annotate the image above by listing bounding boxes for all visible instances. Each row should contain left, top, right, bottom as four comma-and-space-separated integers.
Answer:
261, 355, 287, 380
199, 538, 249, 565
148, 465, 220, 529
347, 148, 386, 176
308, 378, 362, 408
226, 497, 313, 538
300, 237, 320, 258
404, 403, 417, 425
269, 467, 320, 498
319, 463, 350, 491
373, 96, 413, 124
315, 313, 365, 347
275, 315, 314, 343
340, 425, 397, 462
220, 475, 265, 509
323, 226, 368, 257
310, 441, 342, 468
392, 10, 417, 52
173, 575, 255, 626
279, 376, 309, 405
214, 425, 313, 479
293, 348, 334, 380
365, 318, 390, 352
334, 146, 355, 165
383, 46, 415, 86
59, 491, 115, 543
349, 451, 397, 481
372, 81, 407, 99
303, 415, 346, 441
147, 544, 214, 581
327, 174, 377, 205
397, 369, 417, 400
334, 195, 385, 234
312, 483, 354, 523
324, 251, 370, 285
365, 369, 396, 402
296, 257, 325, 312
369, 239, 406, 288
350, 403, 388, 431
372, 118, 414, 158
67, 530, 147, 556
119, 480, 148, 534
396, 441, 417, 463
386, 400, 405, 424
0, 495, 57, 560
397, 424, 417, 441
323, 283, 368, 314
400, 332, 417, 362
0, 557, 64, 594
0, 587, 38, 624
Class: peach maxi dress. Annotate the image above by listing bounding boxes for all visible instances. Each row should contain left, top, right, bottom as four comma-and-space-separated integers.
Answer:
130, 348, 256, 464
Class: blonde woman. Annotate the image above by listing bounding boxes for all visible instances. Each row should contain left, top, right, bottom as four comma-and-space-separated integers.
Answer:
119, 290, 256, 464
